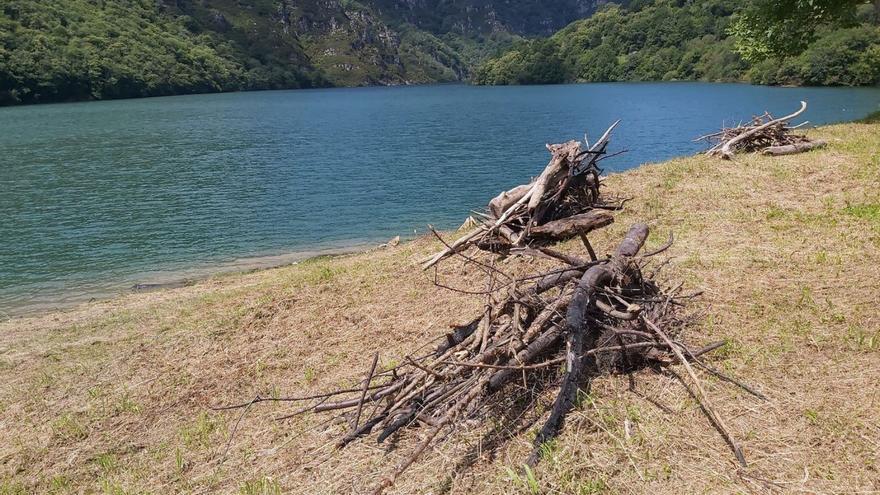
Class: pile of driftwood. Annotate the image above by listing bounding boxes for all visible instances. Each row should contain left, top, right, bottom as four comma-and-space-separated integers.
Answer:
422, 121, 623, 269
217, 124, 759, 494
700, 101, 826, 159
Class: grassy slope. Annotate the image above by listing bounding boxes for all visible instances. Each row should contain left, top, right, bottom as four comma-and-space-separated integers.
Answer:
1, 122, 878, 494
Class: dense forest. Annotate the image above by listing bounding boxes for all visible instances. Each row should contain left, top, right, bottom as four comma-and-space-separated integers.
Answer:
474, 0, 880, 87
0, 0, 597, 105
0, 1, 325, 106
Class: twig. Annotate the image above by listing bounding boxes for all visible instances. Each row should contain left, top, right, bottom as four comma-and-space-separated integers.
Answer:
643, 316, 747, 467
688, 354, 767, 400
352, 352, 380, 432
638, 231, 674, 258
406, 355, 443, 380
427, 226, 511, 281
210, 384, 391, 411
579, 233, 598, 261
221, 394, 259, 461
441, 342, 665, 370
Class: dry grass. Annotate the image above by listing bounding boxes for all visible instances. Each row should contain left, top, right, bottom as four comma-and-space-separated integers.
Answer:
1, 122, 878, 494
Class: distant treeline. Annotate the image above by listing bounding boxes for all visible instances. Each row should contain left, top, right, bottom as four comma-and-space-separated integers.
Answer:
474, 0, 880, 87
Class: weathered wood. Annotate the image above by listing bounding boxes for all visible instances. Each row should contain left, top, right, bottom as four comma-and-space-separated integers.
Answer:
372, 371, 496, 495
488, 322, 565, 391
422, 124, 623, 268
352, 352, 380, 432
488, 184, 532, 218
529, 210, 614, 240
522, 290, 575, 342
312, 381, 405, 412
579, 233, 598, 261
533, 268, 584, 294
435, 317, 481, 357
527, 140, 580, 212
584, 120, 620, 155
762, 140, 826, 156
613, 223, 649, 259
421, 226, 485, 269
644, 317, 747, 467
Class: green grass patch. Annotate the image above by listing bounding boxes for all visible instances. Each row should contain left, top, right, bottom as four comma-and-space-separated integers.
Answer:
52, 414, 89, 442
843, 203, 880, 222
0, 480, 29, 495
239, 477, 282, 495
179, 412, 222, 450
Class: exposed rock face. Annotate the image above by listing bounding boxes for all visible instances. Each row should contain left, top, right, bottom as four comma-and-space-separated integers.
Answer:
207, 9, 230, 31
159, 0, 601, 87
376, 0, 600, 36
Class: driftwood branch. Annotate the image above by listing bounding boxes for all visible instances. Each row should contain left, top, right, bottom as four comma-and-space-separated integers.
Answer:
643, 317, 747, 467
352, 352, 380, 432
528, 210, 615, 241
763, 140, 826, 156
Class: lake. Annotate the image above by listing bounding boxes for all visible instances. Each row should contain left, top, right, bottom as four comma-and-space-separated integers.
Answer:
2, 82, 879, 315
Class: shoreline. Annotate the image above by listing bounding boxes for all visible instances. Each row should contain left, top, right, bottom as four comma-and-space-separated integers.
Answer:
3, 113, 877, 321
0, 81, 466, 109
0, 239, 393, 321
5, 80, 880, 110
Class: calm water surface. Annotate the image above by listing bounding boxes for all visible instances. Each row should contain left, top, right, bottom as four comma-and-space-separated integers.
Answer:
2, 82, 879, 315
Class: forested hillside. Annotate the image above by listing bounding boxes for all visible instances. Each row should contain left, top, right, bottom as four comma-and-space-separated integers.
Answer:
0, 0, 598, 105
4, 0, 877, 105
474, 0, 880, 86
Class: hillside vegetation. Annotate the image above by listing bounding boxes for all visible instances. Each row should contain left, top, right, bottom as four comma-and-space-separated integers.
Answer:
0, 0, 598, 105
4, 0, 878, 105
0, 1, 323, 106
1, 121, 878, 493
474, 0, 880, 86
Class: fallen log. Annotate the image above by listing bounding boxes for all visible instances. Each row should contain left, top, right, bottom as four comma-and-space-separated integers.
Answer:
488, 184, 532, 218
528, 210, 615, 241
762, 140, 826, 156
528, 140, 581, 212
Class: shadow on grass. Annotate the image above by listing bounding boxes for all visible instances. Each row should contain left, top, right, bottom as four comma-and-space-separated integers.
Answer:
431, 336, 671, 494
859, 110, 880, 124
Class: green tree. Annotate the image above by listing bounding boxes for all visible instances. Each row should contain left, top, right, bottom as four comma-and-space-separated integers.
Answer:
730, 0, 868, 61
475, 0, 879, 88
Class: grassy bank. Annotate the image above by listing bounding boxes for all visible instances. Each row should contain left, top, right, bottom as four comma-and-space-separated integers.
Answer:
1, 122, 878, 494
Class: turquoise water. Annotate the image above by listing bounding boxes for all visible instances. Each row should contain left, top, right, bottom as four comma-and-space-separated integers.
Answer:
2, 82, 879, 315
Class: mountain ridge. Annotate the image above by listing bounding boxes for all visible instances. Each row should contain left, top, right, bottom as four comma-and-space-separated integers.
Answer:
0, 0, 600, 105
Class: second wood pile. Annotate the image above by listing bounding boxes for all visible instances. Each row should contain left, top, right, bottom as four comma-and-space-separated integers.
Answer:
699, 100, 826, 159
